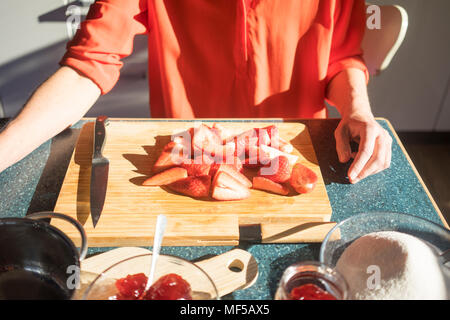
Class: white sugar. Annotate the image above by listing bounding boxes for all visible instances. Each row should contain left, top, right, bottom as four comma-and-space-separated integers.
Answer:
336, 231, 448, 300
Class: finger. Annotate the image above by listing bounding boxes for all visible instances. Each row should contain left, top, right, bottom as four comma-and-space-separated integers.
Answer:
334, 127, 352, 163
348, 127, 376, 183
354, 136, 386, 182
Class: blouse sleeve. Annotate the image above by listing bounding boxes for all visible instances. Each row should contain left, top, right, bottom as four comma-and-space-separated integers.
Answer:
326, 0, 369, 85
59, 0, 149, 94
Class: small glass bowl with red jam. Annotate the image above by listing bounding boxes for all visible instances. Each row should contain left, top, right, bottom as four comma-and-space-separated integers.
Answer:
82, 253, 219, 300
275, 261, 348, 300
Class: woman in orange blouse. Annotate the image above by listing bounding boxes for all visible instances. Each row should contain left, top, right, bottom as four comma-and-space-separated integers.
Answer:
0, 0, 392, 183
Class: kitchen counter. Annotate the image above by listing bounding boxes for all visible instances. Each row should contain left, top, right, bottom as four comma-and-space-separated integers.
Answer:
0, 118, 447, 299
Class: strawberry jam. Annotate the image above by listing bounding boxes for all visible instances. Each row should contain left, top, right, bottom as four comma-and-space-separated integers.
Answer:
113, 273, 192, 300
290, 284, 336, 300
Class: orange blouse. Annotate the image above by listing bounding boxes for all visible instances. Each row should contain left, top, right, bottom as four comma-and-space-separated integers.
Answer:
60, 0, 368, 119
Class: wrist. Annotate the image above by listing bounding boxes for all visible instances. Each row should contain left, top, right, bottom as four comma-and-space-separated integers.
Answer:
340, 99, 374, 122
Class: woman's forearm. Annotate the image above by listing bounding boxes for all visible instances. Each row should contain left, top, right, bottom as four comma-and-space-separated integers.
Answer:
0, 66, 100, 173
326, 68, 373, 119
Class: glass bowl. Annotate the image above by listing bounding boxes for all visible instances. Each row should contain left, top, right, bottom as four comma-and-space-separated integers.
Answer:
275, 261, 348, 300
320, 212, 450, 266
82, 253, 219, 300
319, 212, 450, 299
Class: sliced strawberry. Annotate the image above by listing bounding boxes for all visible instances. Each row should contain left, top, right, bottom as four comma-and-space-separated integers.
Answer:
208, 142, 236, 164
194, 154, 215, 165
258, 145, 298, 166
252, 176, 290, 196
243, 159, 260, 168
192, 124, 223, 157
290, 162, 318, 194
227, 155, 244, 172
261, 125, 279, 140
212, 164, 252, 188
209, 154, 243, 175
143, 167, 188, 186
233, 129, 258, 157
243, 157, 264, 169
153, 141, 189, 173
167, 175, 211, 198
279, 137, 294, 153
212, 171, 250, 201
212, 186, 250, 201
211, 123, 235, 143
181, 159, 211, 176
242, 146, 272, 168
255, 128, 271, 146
258, 155, 292, 183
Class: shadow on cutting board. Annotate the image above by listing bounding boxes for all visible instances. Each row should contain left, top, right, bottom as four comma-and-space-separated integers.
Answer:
289, 129, 319, 166
123, 134, 172, 186
74, 122, 94, 226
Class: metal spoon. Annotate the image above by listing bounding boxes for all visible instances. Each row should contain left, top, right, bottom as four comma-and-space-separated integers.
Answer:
143, 214, 167, 294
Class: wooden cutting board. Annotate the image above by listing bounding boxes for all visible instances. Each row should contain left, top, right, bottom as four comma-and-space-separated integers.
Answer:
52, 119, 332, 246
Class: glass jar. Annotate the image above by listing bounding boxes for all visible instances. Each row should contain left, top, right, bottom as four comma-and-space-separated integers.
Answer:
275, 261, 348, 300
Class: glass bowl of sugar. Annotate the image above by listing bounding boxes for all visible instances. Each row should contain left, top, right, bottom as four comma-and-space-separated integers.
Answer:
320, 212, 450, 300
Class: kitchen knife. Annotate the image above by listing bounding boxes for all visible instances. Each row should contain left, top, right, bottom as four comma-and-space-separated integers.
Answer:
90, 115, 109, 228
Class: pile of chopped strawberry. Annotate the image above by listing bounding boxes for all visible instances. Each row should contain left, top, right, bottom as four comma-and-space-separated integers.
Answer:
143, 123, 317, 200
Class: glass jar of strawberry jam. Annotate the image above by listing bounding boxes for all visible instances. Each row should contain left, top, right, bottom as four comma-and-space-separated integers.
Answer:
275, 261, 348, 300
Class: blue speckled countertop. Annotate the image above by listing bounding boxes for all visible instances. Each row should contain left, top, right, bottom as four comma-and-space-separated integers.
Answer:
0, 118, 447, 299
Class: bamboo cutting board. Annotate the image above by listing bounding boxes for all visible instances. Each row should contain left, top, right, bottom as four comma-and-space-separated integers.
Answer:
52, 119, 332, 246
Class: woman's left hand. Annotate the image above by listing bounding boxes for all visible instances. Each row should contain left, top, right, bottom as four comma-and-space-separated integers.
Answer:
334, 112, 393, 184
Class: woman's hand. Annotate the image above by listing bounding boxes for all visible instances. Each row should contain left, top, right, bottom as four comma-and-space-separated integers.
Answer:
326, 68, 392, 184
335, 111, 392, 184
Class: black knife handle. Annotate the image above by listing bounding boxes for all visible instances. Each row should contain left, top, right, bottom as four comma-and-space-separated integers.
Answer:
93, 116, 109, 158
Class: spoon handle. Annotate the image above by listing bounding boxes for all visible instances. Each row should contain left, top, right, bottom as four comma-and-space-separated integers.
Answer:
145, 214, 167, 292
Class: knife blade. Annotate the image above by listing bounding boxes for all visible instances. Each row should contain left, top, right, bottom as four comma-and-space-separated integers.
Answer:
90, 115, 109, 228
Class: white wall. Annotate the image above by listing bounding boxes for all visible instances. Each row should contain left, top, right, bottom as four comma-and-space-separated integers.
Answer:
0, 0, 149, 119
366, 0, 450, 131
0, 0, 67, 66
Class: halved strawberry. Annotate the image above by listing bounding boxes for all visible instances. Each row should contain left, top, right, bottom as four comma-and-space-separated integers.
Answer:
278, 137, 294, 153
227, 155, 244, 172
209, 142, 236, 164
209, 154, 243, 175
261, 125, 279, 140
252, 176, 290, 196
258, 155, 292, 183
194, 154, 215, 165
167, 175, 211, 198
212, 171, 250, 201
153, 141, 189, 173
290, 162, 318, 194
181, 159, 211, 176
242, 146, 272, 168
258, 145, 298, 166
255, 127, 271, 146
233, 129, 258, 157
211, 123, 235, 143
211, 164, 252, 188
143, 167, 188, 186
192, 124, 223, 157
